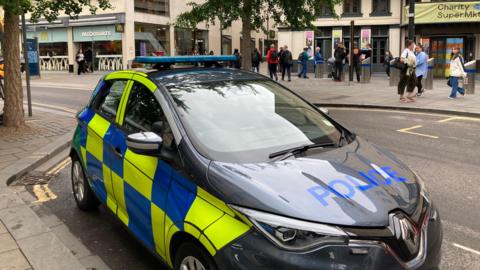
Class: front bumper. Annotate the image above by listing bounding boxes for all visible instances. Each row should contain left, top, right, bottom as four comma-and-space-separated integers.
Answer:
213, 208, 442, 270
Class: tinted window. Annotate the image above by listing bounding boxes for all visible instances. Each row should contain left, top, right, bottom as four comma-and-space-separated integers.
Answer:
123, 83, 164, 134
166, 80, 343, 163
93, 80, 127, 122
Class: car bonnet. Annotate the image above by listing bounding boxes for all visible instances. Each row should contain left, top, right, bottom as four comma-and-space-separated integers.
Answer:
207, 138, 420, 227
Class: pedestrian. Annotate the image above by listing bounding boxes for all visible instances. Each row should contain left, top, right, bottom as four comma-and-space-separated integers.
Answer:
267, 44, 279, 81
297, 47, 309, 79
281, 45, 293, 81
84, 47, 93, 72
448, 47, 467, 99
397, 40, 417, 103
76, 49, 85, 75
415, 45, 428, 97
333, 43, 346, 81
232, 48, 242, 69
252, 48, 261, 73
278, 46, 285, 74
313, 47, 323, 78
352, 48, 362, 82
384, 50, 393, 78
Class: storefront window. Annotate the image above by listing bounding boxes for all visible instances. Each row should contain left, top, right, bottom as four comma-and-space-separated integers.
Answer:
134, 0, 169, 16
174, 28, 209, 55
221, 35, 232, 55
318, 2, 334, 18
371, 0, 391, 16
135, 23, 170, 56
342, 0, 362, 17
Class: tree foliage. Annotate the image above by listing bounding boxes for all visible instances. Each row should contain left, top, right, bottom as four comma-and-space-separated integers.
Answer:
0, 0, 111, 127
176, 0, 341, 69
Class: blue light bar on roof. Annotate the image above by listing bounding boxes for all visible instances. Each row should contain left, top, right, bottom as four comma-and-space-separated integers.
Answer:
134, 55, 237, 64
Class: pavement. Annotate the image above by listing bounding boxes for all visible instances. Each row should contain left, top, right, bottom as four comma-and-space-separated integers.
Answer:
0, 68, 478, 269
0, 102, 107, 269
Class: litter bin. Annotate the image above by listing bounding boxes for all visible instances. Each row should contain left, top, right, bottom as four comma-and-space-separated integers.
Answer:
360, 57, 371, 83
389, 60, 400, 87
425, 58, 434, 90
464, 60, 476, 94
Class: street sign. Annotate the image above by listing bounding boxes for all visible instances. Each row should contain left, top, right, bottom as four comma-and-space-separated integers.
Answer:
26, 38, 40, 76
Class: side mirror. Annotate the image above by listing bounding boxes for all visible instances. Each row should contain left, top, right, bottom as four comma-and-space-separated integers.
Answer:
126, 132, 163, 156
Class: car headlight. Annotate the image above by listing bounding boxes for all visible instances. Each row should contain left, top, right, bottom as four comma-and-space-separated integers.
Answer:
230, 205, 348, 251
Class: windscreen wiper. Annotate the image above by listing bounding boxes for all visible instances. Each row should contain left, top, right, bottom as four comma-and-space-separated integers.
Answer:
268, 142, 338, 160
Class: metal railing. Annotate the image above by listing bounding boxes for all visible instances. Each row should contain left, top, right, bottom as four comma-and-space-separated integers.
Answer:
97, 55, 123, 71
40, 56, 69, 71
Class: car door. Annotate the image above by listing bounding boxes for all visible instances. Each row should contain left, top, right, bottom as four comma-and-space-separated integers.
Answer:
115, 76, 172, 258
84, 78, 129, 213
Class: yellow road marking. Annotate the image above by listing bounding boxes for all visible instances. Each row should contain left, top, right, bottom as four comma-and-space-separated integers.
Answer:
397, 125, 439, 139
48, 158, 71, 175
33, 184, 57, 203
438, 116, 480, 123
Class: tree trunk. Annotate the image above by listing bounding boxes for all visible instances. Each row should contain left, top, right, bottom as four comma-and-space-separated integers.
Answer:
2, 7, 24, 127
241, 0, 253, 71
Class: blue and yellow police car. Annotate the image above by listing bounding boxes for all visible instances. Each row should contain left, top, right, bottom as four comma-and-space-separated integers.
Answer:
70, 55, 442, 270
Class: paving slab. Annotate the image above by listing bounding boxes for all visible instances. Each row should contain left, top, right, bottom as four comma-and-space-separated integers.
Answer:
17, 232, 85, 270
0, 248, 31, 270
0, 232, 18, 253
0, 205, 50, 240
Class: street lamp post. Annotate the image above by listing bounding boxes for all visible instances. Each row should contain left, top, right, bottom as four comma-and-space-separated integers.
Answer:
408, 0, 415, 41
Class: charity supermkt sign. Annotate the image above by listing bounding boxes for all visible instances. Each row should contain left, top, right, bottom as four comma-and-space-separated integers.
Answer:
404, 1, 480, 24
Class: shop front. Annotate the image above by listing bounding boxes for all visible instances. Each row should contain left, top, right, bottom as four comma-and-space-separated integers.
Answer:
174, 28, 209, 55
135, 23, 170, 56
405, 1, 480, 77
27, 28, 69, 71
73, 25, 123, 71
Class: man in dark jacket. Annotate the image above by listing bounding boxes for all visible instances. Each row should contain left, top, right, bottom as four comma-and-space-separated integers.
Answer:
280, 45, 293, 81
251, 48, 261, 73
334, 43, 346, 81
352, 48, 362, 82
232, 49, 242, 69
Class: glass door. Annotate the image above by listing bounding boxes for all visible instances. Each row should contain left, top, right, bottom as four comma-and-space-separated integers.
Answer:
431, 38, 446, 78
372, 37, 387, 72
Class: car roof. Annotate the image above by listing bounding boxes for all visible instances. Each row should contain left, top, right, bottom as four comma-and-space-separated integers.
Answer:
146, 68, 268, 86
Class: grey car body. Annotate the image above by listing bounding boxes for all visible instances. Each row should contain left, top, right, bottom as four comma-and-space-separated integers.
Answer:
149, 68, 442, 270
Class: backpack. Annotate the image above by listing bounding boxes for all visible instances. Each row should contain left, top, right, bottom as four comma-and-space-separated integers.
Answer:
298, 52, 304, 62
270, 51, 279, 61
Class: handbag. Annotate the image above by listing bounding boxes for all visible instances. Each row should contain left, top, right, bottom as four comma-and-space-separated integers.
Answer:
446, 77, 452, 87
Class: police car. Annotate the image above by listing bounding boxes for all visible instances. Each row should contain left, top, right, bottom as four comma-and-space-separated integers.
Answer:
70, 55, 442, 270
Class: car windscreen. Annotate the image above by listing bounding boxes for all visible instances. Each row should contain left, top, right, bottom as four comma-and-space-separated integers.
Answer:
165, 79, 342, 163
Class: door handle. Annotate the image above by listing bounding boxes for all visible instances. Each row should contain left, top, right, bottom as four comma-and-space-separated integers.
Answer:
113, 147, 122, 158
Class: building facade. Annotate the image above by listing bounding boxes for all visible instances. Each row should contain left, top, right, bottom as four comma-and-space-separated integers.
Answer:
22, 0, 275, 72
279, 0, 480, 76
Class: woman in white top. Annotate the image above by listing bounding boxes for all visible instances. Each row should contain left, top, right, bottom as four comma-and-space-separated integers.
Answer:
397, 41, 417, 103
448, 47, 467, 99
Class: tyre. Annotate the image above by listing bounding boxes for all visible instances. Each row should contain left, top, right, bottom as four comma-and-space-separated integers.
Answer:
71, 156, 99, 211
174, 242, 217, 270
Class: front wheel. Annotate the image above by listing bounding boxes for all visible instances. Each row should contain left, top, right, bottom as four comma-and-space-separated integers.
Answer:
71, 156, 99, 211
174, 242, 217, 270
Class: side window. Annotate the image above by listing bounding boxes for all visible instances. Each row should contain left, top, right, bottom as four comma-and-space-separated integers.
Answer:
92, 80, 127, 122
123, 82, 167, 132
